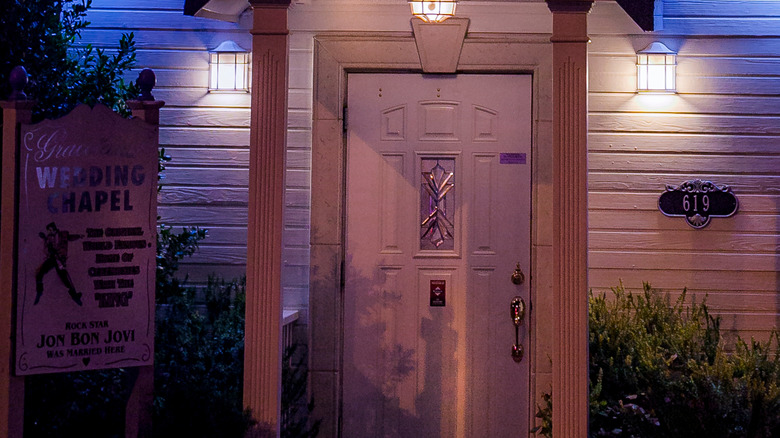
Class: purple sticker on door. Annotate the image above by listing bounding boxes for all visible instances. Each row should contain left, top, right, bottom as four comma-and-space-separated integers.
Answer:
500, 153, 526, 164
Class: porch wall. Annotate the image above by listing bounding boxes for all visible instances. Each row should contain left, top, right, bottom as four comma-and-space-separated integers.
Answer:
75, 0, 780, 431
81, 1, 312, 321
588, 0, 780, 344
81, 0, 780, 346
82, 0, 251, 282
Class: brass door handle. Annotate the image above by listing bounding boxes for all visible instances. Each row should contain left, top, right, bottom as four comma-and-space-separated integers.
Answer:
511, 297, 525, 362
511, 296, 525, 326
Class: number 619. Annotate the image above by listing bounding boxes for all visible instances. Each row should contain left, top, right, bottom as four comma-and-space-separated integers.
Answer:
683, 194, 709, 213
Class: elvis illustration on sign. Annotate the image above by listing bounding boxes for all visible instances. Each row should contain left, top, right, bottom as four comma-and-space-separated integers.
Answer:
35, 222, 84, 306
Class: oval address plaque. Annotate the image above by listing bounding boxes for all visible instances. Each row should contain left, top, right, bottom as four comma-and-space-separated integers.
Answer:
658, 179, 738, 229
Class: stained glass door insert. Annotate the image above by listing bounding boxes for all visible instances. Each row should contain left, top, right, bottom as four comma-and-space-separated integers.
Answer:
420, 158, 456, 250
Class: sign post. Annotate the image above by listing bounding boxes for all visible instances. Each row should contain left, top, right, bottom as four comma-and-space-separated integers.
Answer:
1, 92, 35, 438
125, 91, 164, 438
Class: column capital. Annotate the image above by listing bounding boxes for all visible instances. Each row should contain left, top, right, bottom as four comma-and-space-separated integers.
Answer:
0, 99, 36, 112
249, 0, 291, 6
547, 0, 593, 43
127, 100, 165, 125
250, 0, 290, 35
546, 0, 594, 13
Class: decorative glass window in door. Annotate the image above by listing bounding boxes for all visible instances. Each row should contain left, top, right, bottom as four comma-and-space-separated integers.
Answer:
420, 158, 455, 250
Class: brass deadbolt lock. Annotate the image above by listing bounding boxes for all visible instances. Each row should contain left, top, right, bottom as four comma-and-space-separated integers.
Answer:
511, 263, 525, 285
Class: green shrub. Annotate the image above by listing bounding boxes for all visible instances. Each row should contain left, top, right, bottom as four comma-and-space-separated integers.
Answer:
534, 283, 780, 438
154, 274, 320, 438
1, 0, 138, 120
153, 275, 254, 438
155, 224, 207, 304
24, 368, 132, 438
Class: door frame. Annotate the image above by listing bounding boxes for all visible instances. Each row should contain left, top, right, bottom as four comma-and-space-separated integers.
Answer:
309, 31, 555, 437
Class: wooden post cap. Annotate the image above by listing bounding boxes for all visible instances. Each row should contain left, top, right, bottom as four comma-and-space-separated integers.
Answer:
8, 66, 28, 100
136, 68, 156, 101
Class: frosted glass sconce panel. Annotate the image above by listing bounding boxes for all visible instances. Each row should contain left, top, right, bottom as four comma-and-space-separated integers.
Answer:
209, 41, 249, 93
637, 42, 676, 93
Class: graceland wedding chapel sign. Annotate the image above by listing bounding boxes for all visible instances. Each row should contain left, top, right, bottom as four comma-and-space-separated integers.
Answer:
14, 104, 157, 375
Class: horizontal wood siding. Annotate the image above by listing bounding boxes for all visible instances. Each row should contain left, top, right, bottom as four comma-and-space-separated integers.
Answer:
82, 1, 311, 315
588, 0, 780, 343
82, 1, 779, 337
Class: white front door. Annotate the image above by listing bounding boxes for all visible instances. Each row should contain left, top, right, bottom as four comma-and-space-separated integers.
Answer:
343, 74, 532, 437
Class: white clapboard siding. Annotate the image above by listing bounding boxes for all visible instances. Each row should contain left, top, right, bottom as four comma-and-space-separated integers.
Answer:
662, 0, 780, 37
159, 186, 248, 205
589, 93, 780, 117
663, 0, 780, 17
590, 36, 780, 58
590, 211, 779, 234
591, 70, 780, 94
589, 172, 780, 195
588, 0, 780, 343
80, 2, 314, 296
79, 28, 251, 50
590, 271, 779, 294
590, 230, 779, 253
589, 193, 780, 213
589, 152, 780, 174
148, 88, 252, 108
590, 132, 780, 155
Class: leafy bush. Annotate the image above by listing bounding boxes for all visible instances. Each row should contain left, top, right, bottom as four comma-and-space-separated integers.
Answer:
534, 283, 780, 438
153, 275, 255, 438
24, 368, 132, 438
155, 224, 207, 304
1, 0, 138, 120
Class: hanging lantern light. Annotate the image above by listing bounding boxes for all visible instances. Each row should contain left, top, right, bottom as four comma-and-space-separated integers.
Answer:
409, 0, 457, 23
637, 42, 677, 93
209, 40, 249, 92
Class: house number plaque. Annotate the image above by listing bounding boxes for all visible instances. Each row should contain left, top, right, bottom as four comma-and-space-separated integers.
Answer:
658, 179, 738, 229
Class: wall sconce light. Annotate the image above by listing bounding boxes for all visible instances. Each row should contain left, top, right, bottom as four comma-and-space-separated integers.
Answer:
409, 0, 457, 23
209, 40, 249, 92
637, 42, 676, 93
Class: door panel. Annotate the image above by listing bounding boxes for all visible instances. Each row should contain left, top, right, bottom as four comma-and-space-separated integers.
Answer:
344, 74, 531, 437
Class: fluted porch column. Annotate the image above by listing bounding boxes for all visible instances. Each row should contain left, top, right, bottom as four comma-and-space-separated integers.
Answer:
546, 1, 593, 437
245, 1, 290, 435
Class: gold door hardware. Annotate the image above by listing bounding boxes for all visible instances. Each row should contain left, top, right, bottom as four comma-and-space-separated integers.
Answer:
512, 343, 524, 363
511, 297, 525, 363
511, 296, 525, 326
511, 263, 525, 285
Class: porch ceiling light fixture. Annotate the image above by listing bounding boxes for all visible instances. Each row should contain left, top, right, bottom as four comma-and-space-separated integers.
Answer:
410, 0, 457, 23
637, 42, 676, 93
209, 40, 249, 92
